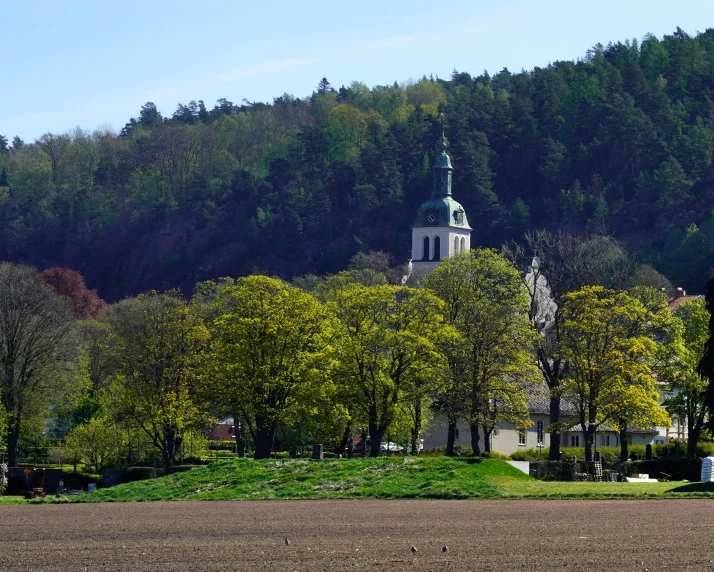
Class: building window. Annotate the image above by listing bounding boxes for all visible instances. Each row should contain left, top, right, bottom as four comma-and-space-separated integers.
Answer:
536, 421, 544, 445
492, 428, 499, 438
605, 435, 610, 447
454, 236, 460, 254
571, 435, 580, 447
460, 237, 466, 251
518, 428, 527, 446
422, 236, 430, 261
433, 236, 441, 261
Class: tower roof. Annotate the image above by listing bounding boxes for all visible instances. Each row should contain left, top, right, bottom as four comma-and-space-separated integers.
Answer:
413, 135, 470, 229
413, 196, 471, 229
432, 134, 453, 172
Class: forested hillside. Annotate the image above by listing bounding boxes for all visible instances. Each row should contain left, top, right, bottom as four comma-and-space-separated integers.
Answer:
2, 27, 714, 299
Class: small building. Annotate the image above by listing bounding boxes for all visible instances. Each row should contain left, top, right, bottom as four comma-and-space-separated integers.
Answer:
423, 385, 578, 455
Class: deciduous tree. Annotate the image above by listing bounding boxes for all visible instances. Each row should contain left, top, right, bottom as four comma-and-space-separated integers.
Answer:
64, 417, 117, 473
426, 249, 538, 456
332, 284, 452, 457
666, 298, 709, 457
504, 231, 637, 460
207, 276, 337, 459
107, 291, 208, 471
0, 262, 75, 466
42, 267, 106, 318
557, 286, 662, 462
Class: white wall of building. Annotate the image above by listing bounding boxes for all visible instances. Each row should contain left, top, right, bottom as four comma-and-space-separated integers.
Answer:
411, 226, 471, 270
423, 414, 553, 456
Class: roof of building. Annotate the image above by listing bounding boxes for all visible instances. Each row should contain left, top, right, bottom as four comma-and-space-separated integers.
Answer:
524, 383, 578, 416
668, 293, 702, 311
413, 195, 471, 229
413, 136, 471, 230
204, 423, 234, 441
432, 145, 452, 170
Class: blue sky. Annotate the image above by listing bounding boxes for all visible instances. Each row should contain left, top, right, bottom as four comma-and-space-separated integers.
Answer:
2, 0, 712, 142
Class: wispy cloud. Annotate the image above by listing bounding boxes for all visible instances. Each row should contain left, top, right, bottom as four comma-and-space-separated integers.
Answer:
147, 55, 322, 104
1, 1, 542, 138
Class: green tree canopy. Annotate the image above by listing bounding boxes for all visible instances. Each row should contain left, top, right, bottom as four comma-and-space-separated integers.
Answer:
425, 249, 538, 456
207, 276, 337, 459
331, 284, 453, 457
107, 291, 209, 471
557, 286, 664, 461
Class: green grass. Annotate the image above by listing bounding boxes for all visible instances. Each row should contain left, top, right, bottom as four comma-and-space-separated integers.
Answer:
74, 458, 528, 502
6, 458, 714, 504
0, 495, 26, 504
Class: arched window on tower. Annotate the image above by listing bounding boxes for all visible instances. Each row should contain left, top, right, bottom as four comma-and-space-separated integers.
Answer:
460, 237, 466, 252
433, 236, 441, 261
454, 236, 460, 254
422, 236, 430, 261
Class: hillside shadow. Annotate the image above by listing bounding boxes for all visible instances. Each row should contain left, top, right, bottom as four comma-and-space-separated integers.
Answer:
667, 482, 714, 493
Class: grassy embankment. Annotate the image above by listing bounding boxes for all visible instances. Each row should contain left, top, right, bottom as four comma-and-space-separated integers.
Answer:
3, 457, 714, 504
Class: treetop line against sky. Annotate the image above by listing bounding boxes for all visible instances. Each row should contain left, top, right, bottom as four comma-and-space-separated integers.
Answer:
2, 0, 711, 142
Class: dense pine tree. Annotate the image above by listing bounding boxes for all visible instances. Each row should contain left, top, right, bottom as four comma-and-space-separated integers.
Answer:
2, 29, 714, 299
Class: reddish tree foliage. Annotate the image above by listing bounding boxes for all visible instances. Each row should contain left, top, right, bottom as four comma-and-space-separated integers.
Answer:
42, 267, 106, 318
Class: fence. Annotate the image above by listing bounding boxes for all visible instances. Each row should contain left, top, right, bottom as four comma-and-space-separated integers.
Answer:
529, 458, 702, 481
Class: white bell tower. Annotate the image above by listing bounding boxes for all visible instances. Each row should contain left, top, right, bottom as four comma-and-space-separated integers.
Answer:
411, 137, 471, 272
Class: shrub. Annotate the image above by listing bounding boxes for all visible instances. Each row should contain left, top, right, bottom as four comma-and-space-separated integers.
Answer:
64, 418, 117, 473
177, 430, 210, 462
422, 445, 472, 457
124, 467, 165, 482
47, 448, 68, 467
170, 465, 202, 473
61, 470, 102, 490
483, 451, 511, 460
515, 441, 714, 467
202, 450, 236, 461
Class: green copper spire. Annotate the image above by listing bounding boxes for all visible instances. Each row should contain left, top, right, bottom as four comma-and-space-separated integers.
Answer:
413, 134, 470, 230
432, 134, 452, 196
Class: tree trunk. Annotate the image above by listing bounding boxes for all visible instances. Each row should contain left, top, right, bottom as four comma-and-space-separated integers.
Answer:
7, 417, 20, 467
470, 422, 480, 457
162, 427, 181, 472
686, 408, 706, 458
581, 419, 595, 463
548, 394, 562, 461
483, 427, 492, 455
410, 400, 422, 455
687, 425, 702, 458
446, 418, 457, 456
234, 415, 246, 458
337, 422, 351, 458
619, 426, 628, 462
254, 424, 277, 459
368, 422, 386, 458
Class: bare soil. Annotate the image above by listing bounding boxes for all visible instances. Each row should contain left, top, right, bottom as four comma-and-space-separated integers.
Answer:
1, 499, 713, 571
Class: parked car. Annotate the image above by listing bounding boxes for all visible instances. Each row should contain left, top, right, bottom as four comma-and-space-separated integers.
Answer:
380, 442, 404, 452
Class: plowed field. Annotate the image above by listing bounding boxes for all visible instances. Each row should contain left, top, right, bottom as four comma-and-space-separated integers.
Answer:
1, 499, 713, 571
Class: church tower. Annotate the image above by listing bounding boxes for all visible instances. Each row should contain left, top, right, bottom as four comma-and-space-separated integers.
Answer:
411, 136, 471, 271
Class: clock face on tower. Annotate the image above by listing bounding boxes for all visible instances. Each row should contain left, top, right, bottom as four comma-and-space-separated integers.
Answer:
425, 209, 438, 225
